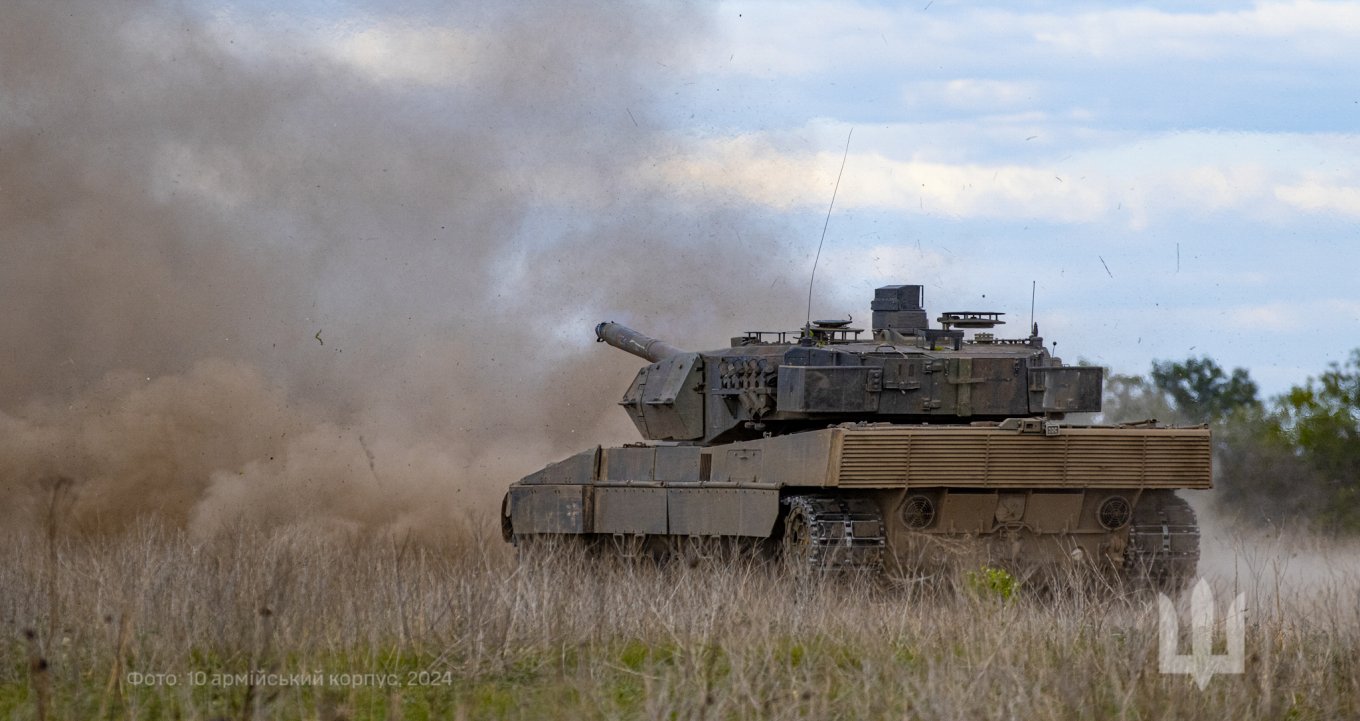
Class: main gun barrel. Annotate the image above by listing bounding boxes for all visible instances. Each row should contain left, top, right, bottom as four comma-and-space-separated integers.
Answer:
595, 322, 686, 363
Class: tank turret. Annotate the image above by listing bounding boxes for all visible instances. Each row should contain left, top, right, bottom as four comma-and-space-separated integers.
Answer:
597, 284, 1105, 445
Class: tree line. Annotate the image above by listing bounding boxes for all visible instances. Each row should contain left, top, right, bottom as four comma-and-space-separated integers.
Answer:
1100, 351, 1360, 533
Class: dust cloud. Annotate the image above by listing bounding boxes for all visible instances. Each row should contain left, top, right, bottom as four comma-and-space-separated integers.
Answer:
1192, 495, 1360, 609
0, 1, 808, 537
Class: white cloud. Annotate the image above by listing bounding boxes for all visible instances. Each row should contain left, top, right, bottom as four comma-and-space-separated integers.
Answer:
901, 79, 1043, 112
651, 136, 1110, 223
324, 24, 478, 86
1223, 303, 1296, 332
1275, 181, 1360, 218
645, 128, 1360, 228
710, 2, 899, 78
828, 243, 950, 284
1191, 299, 1360, 333
1034, 1, 1360, 61
709, 1, 1360, 77
1163, 165, 1271, 213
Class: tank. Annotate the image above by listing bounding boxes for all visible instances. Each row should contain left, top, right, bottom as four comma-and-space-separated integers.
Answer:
502, 283, 1206, 586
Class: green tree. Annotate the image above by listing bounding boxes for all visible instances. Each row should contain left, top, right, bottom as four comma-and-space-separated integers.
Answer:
1213, 406, 1327, 527
1275, 349, 1360, 531
1150, 356, 1260, 424
1204, 350, 1360, 533
1098, 372, 1180, 425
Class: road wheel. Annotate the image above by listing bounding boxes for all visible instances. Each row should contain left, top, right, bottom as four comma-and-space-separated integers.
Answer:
781, 499, 816, 572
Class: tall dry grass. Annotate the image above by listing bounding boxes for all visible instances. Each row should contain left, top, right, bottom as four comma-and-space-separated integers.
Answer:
1, 517, 1357, 720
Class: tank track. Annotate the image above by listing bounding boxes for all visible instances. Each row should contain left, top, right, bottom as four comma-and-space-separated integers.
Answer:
1124, 492, 1200, 590
781, 495, 886, 572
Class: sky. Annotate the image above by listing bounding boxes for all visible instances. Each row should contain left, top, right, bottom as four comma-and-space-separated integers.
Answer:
3, 0, 1358, 531
237, 0, 1358, 396
672, 0, 1360, 395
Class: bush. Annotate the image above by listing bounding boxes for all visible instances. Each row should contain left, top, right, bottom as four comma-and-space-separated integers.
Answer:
965, 565, 1019, 601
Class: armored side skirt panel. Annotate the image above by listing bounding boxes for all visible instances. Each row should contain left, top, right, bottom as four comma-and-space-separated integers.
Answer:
507, 483, 779, 538
595, 487, 667, 534
508, 485, 590, 534
667, 487, 779, 536
701, 425, 1212, 490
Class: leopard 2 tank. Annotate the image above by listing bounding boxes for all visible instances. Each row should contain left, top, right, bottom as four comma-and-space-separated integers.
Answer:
502, 283, 1207, 586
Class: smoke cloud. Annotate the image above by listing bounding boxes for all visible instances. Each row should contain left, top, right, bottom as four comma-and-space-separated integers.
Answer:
0, 0, 808, 536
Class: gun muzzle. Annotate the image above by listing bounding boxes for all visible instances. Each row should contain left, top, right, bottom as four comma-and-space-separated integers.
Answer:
595, 322, 686, 363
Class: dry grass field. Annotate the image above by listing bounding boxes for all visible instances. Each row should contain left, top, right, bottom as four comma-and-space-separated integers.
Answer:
2, 513, 1358, 721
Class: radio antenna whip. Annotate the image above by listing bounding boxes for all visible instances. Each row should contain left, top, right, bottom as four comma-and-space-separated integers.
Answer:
1029, 280, 1037, 335
805, 128, 853, 333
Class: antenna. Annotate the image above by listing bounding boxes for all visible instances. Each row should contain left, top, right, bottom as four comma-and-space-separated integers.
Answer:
1029, 280, 1036, 335
805, 128, 853, 333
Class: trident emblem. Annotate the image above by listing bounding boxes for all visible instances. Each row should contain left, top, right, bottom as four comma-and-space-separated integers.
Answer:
1158, 578, 1247, 689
